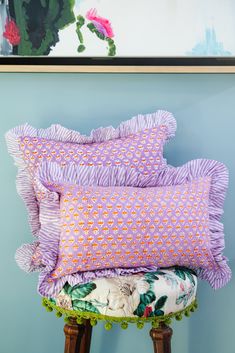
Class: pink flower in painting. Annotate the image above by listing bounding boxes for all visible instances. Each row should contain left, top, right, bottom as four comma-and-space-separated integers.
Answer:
3, 20, 21, 46
86, 8, 114, 38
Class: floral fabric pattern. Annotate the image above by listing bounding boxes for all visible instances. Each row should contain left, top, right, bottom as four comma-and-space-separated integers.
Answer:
50, 267, 197, 319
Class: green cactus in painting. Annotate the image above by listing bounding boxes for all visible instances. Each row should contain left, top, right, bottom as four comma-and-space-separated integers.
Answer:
12, 0, 75, 55
76, 15, 86, 53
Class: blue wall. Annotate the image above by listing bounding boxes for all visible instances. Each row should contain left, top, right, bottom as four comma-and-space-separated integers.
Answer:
0, 73, 234, 353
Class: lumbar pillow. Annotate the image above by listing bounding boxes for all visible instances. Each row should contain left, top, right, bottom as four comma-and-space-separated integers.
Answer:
15, 159, 231, 297
5, 110, 176, 237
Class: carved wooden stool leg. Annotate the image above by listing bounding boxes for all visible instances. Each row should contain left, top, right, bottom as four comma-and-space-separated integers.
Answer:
80, 320, 92, 353
150, 323, 173, 353
64, 319, 92, 353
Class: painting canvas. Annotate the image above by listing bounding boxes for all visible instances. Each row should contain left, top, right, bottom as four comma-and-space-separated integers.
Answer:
0, 0, 235, 59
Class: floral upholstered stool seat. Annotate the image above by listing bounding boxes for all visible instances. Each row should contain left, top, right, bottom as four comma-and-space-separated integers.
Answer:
43, 267, 198, 353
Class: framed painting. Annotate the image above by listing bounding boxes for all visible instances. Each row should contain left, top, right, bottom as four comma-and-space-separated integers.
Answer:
1, 0, 235, 73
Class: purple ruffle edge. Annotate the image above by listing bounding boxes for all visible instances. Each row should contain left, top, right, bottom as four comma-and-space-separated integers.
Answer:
15, 242, 44, 273
5, 110, 176, 237
137, 159, 231, 290
39, 159, 231, 294
38, 163, 140, 188
16, 158, 231, 296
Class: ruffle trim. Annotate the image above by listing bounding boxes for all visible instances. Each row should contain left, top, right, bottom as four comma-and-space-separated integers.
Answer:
137, 159, 231, 290
15, 242, 44, 273
39, 159, 231, 292
38, 163, 140, 189
16, 159, 231, 294
42, 298, 198, 330
5, 110, 176, 146
5, 110, 176, 237
38, 265, 160, 299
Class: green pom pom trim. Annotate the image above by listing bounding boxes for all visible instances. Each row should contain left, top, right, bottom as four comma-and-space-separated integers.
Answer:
175, 313, 183, 321
90, 318, 97, 327
42, 298, 48, 308
105, 322, 112, 331
121, 322, 128, 330
151, 321, 159, 329
56, 311, 63, 318
64, 317, 70, 324
76, 317, 84, 325
42, 298, 198, 330
137, 321, 144, 329
164, 318, 172, 325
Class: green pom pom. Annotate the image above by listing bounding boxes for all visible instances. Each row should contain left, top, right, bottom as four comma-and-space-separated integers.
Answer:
76, 317, 84, 325
184, 310, 190, 318
121, 322, 128, 330
175, 314, 182, 321
105, 322, 112, 331
42, 299, 48, 307
165, 318, 172, 325
56, 311, 63, 318
190, 306, 195, 313
64, 317, 70, 324
194, 302, 198, 309
46, 306, 53, 312
90, 318, 97, 327
137, 321, 144, 329
151, 321, 159, 329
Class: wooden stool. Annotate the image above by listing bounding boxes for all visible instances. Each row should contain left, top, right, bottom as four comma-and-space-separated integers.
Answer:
43, 267, 197, 353
64, 319, 173, 353
64, 319, 92, 353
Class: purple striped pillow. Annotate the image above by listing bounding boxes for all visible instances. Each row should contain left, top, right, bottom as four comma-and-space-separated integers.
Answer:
15, 159, 231, 297
5, 110, 176, 237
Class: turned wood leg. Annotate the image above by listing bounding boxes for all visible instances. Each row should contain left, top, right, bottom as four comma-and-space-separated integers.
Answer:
64, 319, 92, 353
150, 323, 173, 353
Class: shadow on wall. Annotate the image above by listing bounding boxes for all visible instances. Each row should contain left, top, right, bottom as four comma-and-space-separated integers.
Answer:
189, 259, 235, 353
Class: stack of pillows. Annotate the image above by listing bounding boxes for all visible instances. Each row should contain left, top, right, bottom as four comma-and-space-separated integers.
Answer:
5, 110, 231, 298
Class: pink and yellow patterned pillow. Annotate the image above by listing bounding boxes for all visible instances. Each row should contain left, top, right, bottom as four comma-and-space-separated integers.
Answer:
15, 159, 231, 297
5, 110, 176, 236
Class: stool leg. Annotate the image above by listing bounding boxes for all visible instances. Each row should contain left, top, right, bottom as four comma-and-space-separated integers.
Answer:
81, 320, 92, 353
150, 323, 173, 353
64, 319, 92, 353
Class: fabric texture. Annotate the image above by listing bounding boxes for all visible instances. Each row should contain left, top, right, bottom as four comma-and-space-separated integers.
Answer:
14, 242, 43, 273
15, 158, 231, 297
5, 110, 176, 237
47, 267, 197, 322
